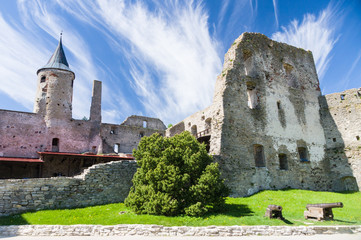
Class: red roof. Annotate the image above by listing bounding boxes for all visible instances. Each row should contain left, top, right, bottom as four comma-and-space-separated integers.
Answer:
0, 157, 44, 163
37, 152, 134, 160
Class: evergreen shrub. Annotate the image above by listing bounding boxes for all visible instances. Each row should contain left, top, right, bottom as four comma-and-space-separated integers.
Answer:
125, 131, 229, 216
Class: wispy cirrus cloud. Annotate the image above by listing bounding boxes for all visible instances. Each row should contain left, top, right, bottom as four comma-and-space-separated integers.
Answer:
57, 0, 222, 124
271, 4, 340, 83
0, 13, 47, 110
272, 0, 279, 27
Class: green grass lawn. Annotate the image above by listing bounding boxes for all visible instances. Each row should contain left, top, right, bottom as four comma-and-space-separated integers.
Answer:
0, 189, 360, 226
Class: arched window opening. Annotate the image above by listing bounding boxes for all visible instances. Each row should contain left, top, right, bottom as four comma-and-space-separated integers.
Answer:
40, 76, 46, 83
143, 120, 147, 128
277, 101, 281, 110
139, 131, 144, 138
52, 138, 59, 152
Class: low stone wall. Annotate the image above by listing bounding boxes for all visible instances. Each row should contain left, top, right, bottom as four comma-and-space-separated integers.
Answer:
0, 160, 137, 216
0, 225, 360, 237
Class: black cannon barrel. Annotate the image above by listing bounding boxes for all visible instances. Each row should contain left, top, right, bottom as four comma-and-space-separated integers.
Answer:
306, 202, 343, 210
267, 204, 282, 211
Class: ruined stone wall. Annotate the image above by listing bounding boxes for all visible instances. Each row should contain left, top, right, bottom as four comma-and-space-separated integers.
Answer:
101, 116, 166, 154
45, 119, 102, 154
216, 33, 331, 196
0, 111, 102, 158
0, 160, 137, 216
320, 88, 361, 191
166, 105, 223, 155
0, 110, 46, 158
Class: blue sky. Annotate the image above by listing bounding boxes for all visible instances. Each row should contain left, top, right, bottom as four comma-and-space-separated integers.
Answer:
0, 0, 360, 125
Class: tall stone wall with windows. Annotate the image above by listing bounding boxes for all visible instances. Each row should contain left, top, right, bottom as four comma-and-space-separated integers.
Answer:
0, 160, 137, 216
167, 33, 358, 196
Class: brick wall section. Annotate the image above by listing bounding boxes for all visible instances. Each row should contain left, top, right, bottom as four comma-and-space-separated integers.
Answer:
0, 160, 137, 216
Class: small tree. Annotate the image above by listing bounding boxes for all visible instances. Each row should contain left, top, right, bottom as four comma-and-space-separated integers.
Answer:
125, 131, 229, 216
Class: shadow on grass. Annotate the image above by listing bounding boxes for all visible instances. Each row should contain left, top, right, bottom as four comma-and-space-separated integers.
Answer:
206, 203, 254, 218
280, 218, 293, 225
0, 214, 29, 225
332, 219, 357, 224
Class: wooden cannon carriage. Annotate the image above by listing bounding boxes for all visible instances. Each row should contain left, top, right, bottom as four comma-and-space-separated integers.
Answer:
304, 202, 343, 221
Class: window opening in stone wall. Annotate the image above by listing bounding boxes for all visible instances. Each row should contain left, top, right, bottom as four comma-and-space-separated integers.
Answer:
340, 94, 345, 100
114, 143, 120, 153
191, 125, 197, 137
143, 121, 147, 128
279, 154, 288, 170
254, 144, 265, 167
356, 136, 360, 141
333, 138, 336, 142
298, 147, 309, 162
277, 101, 281, 110
52, 138, 59, 152
92, 146, 97, 153
110, 127, 116, 134
40, 76, 46, 83
205, 118, 212, 131
139, 132, 144, 138
246, 82, 258, 109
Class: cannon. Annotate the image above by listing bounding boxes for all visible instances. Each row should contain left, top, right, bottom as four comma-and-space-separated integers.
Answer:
265, 204, 283, 219
304, 202, 343, 221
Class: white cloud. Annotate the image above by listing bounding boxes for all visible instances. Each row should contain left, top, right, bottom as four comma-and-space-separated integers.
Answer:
272, 0, 279, 27
57, 0, 223, 124
271, 4, 339, 82
0, 13, 48, 110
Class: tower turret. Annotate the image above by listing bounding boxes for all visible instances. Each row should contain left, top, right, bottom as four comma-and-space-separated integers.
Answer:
34, 34, 75, 124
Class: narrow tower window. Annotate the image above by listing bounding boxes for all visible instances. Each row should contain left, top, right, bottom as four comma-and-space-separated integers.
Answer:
254, 144, 265, 167
277, 101, 281, 109
40, 76, 46, 83
143, 120, 147, 128
52, 138, 59, 152
139, 132, 144, 138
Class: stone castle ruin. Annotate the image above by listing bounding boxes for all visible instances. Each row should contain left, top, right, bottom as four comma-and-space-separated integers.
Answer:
167, 33, 360, 196
0, 32, 360, 214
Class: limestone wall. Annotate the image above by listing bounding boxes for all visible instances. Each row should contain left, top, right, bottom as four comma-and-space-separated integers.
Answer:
0, 160, 137, 216
212, 33, 331, 196
320, 89, 361, 191
1, 225, 360, 237
101, 116, 166, 154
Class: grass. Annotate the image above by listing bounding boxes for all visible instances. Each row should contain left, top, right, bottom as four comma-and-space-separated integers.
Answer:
0, 189, 360, 226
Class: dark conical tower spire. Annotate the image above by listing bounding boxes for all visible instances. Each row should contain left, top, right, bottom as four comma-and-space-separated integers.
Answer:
37, 33, 73, 74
